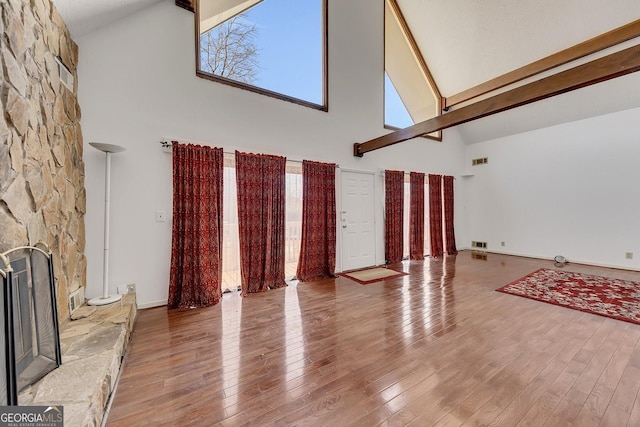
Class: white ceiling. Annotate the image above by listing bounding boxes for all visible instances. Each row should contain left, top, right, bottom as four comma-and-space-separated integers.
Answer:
52, 0, 163, 39
397, 0, 640, 143
51, 0, 640, 144
399, 0, 640, 96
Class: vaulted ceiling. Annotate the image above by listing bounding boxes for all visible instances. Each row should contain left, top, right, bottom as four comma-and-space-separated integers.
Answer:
52, 0, 163, 39
52, 0, 640, 144
397, 0, 640, 144
400, 0, 640, 96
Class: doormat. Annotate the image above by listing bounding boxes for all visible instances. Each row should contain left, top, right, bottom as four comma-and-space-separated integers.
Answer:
339, 267, 407, 285
496, 268, 640, 325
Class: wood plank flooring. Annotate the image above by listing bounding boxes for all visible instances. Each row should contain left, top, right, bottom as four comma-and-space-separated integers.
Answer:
106, 251, 640, 426
222, 262, 298, 292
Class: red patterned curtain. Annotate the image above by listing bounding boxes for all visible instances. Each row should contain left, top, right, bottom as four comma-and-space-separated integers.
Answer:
297, 161, 336, 281
385, 170, 404, 264
235, 151, 287, 295
429, 174, 443, 258
168, 142, 223, 308
443, 175, 457, 254
409, 172, 425, 260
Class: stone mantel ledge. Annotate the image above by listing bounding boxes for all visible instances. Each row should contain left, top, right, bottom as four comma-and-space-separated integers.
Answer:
19, 293, 137, 427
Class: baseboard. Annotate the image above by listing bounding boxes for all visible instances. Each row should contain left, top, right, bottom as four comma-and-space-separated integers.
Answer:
137, 299, 167, 309
459, 248, 640, 273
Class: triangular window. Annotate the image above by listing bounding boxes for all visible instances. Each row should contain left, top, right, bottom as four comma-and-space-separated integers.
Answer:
385, 72, 413, 129
384, 0, 441, 139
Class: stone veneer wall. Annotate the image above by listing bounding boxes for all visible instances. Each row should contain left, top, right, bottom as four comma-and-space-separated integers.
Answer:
0, 0, 86, 323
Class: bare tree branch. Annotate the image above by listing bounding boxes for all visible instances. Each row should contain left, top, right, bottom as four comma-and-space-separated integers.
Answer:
200, 15, 260, 84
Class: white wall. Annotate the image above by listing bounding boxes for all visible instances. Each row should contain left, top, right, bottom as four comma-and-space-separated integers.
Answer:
78, 0, 465, 307
463, 106, 640, 269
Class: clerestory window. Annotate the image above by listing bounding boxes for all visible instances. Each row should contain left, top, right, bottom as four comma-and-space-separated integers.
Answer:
196, 0, 327, 110
384, 0, 442, 139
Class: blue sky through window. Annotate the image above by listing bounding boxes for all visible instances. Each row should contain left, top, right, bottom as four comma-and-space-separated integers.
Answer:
231, 0, 323, 105
202, 0, 418, 124
385, 72, 413, 128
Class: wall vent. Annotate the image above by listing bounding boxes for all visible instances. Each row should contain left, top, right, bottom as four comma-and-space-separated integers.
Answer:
472, 157, 488, 166
471, 241, 487, 249
55, 57, 74, 92
69, 287, 85, 315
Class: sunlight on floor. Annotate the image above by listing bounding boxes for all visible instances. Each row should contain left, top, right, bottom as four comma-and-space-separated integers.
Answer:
222, 262, 299, 292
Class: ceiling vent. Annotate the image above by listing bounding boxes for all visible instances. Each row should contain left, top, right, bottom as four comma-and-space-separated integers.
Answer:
55, 57, 74, 92
472, 157, 488, 166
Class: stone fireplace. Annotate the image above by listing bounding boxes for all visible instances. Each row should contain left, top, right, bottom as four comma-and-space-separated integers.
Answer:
0, 0, 85, 323
0, 2, 138, 424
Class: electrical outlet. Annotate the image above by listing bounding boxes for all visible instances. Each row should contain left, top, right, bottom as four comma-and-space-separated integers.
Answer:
625, 252, 633, 260
118, 283, 136, 294
501, 241, 505, 247
155, 211, 166, 222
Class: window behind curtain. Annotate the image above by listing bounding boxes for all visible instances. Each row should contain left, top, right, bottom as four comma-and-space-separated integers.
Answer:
285, 164, 303, 279
222, 158, 241, 291
221, 155, 302, 291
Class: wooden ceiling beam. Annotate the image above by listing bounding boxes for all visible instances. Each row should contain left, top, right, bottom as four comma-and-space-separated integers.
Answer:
354, 43, 640, 157
176, 0, 195, 13
444, 19, 640, 108
388, 0, 442, 100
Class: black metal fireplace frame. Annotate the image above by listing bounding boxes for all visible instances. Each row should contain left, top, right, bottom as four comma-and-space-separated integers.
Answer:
0, 242, 62, 405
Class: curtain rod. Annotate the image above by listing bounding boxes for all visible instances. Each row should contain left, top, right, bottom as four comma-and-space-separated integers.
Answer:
160, 140, 339, 168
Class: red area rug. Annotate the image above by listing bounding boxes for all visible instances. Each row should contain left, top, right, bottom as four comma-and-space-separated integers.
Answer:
496, 268, 640, 325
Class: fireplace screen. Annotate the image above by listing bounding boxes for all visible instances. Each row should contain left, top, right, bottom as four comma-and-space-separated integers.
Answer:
0, 243, 62, 405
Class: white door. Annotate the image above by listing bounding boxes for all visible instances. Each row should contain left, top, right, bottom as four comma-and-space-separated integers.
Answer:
340, 171, 376, 271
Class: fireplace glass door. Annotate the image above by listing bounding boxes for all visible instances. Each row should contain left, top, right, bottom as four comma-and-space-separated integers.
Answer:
0, 244, 61, 405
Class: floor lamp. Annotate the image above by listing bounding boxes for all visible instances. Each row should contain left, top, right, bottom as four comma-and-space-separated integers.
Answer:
88, 142, 126, 306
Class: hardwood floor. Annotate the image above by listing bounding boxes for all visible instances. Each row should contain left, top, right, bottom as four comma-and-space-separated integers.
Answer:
106, 251, 640, 426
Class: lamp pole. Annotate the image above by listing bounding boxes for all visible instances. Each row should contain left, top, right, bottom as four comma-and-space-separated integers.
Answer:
88, 142, 126, 306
